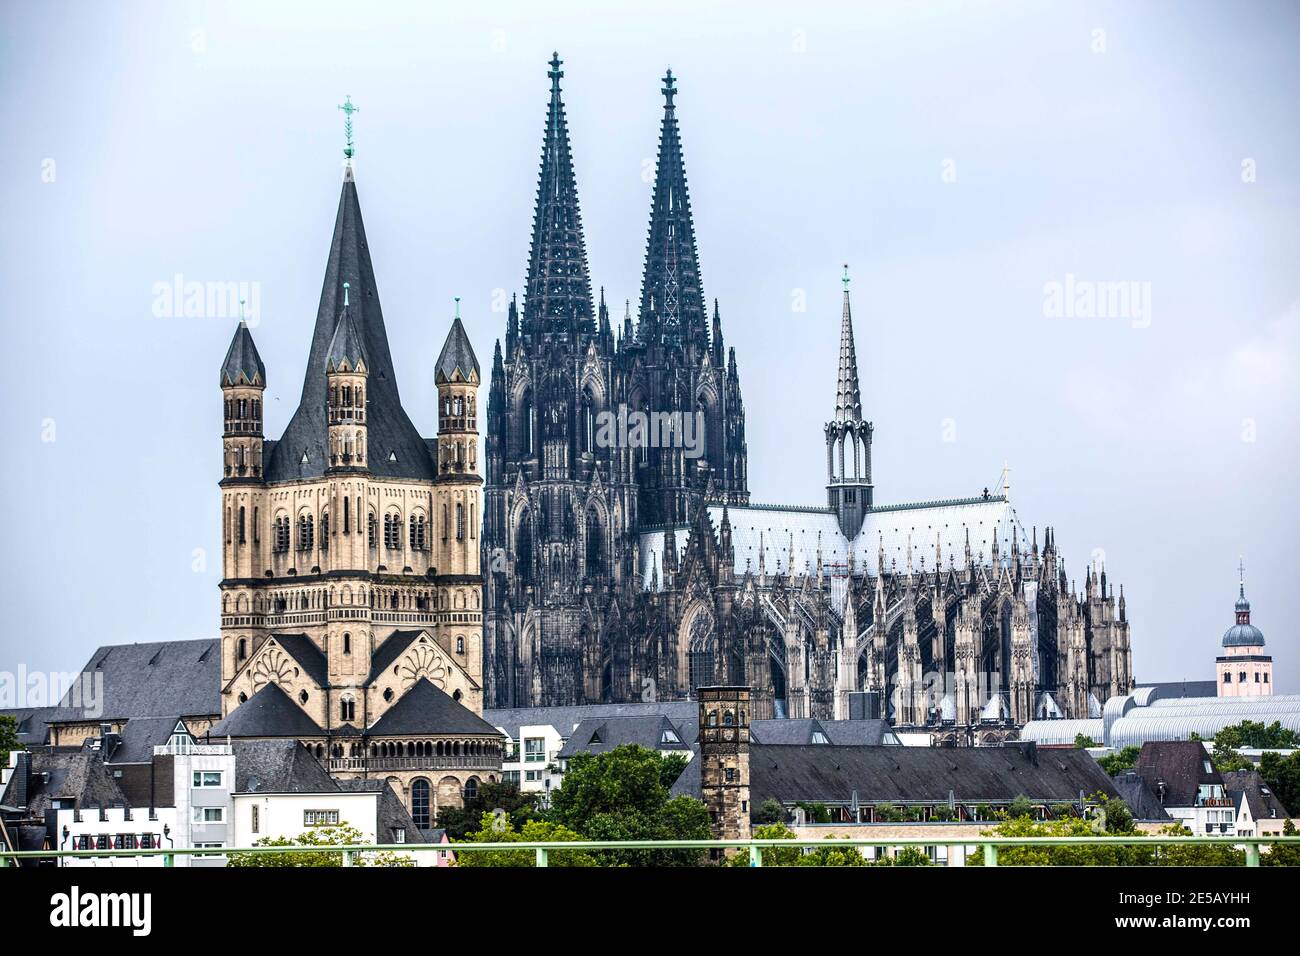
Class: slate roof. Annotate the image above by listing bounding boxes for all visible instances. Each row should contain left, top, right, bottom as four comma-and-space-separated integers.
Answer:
220, 321, 266, 386
1, 750, 129, 816
338, 778, 426, 844
557, 715, 691, 758
368, 679, 502, 737
325, 301, 368, 373
435, 316, 479, 383
748, 718, 899, 747
1223, 769, 1291, 821
1135, 680, 1218, 700
367, 629, 422, 684
68, 640, 221, 721
107, 716, 188, 764
748, 743, 1119, 807
232, 739, 336, 793
268, 633, 329, 688
1133, 740, 1221, 808
484, 701, 697, 742
208, 683, 324, 739
0, 706, 60, 747
264, 173, 435, 482
1111, 772, 1174, 821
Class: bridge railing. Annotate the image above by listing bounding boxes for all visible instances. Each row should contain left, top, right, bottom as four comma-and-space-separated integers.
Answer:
2, 834, 1298, 868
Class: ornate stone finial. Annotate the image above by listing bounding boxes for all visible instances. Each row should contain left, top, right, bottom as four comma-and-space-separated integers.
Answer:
343, 281, 350, 307
338, 95, 360, 165
238, 298, 247, 324
662, 68, 676, 107
454, 296, 461, 319
842, 263, 850, 291
548, 52, 563, 91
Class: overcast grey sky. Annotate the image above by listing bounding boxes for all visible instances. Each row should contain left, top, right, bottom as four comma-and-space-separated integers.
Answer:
2, 0, 1296, 692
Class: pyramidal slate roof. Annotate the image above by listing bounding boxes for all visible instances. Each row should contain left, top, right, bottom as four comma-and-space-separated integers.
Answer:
368, 679, 501, 737
325, 300, 368, 373
436, 316, 479, 383
264, 171, 434, 482
220, 321, 266, 386
207, 683, 324, 739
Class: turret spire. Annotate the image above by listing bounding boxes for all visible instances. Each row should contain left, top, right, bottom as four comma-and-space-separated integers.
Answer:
523, 53, 594, 340
835, 265, 864, 423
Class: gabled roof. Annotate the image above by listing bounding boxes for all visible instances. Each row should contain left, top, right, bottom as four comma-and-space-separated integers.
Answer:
233, 739, 335, 793
1133, 740, 1222, 808
557, 715, 691, 758
484, 701, 697, 742
368, 679, 501, 737
68, 640, 221, 721
749, 743, 1118, 807
1222, 769, 1290, 821
264, 173, 434, 482
267, 633, 328, 688
749, 718, 898, 747
1111, 772, 1173, 821
208, 683, 324, 739
0, 706, 59, 747
1, 750, 129, 816
220, 321, 265, 387
436, 316, 479, 383
367, 629, 422, 684
108, 716, 188, 764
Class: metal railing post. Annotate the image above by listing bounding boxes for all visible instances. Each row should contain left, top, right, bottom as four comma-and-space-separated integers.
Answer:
984, 844, 998, 867
1245, 844, 1260, 867
163, 853, 173, 868
749, 844, 763, 867
535, 847, 549, 868
341, 849, 352, 867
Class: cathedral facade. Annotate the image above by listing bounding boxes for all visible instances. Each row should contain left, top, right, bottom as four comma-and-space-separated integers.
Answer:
483, 56, 1134, 735
215, 159, 502, 817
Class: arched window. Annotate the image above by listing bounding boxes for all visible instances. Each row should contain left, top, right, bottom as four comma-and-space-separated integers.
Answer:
456, 636, 465, 654
238, 638, 247, 661
456, 503, 465, 540
411, 779, 431, 829
585, 509, 603, 578
464, 777, 479, 800
340, 696, 355, 722
238, 506, 246, 545
516, 513, 533, 585
342, 633, 351, 655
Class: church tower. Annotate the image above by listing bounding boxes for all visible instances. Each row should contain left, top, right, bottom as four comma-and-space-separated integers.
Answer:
220, 313, 266, 483
698, 686, 751, 841
826, 266, 872, 536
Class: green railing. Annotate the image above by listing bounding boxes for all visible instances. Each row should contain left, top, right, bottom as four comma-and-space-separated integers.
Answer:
3, 834, 1298, 867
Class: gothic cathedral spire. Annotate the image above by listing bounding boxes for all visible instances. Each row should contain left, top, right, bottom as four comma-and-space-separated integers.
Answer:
523, 53, 594, 342
826, 266, 873, 536
638, 68, 708, 354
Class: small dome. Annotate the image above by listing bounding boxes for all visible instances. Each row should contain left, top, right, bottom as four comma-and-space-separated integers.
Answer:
1222, 622, 1265, 648
1235, 594, 1251, 614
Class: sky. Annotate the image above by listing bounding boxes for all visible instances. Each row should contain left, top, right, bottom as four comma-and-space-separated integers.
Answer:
1, 0, 1297, 694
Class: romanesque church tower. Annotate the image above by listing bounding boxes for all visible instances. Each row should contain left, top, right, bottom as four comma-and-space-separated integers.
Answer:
215, 152, 498, 817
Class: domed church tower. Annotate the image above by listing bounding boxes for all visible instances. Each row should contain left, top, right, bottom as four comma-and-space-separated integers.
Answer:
1217, 559, 1272, 697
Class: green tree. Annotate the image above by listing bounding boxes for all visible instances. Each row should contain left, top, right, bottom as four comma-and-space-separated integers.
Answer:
226, 824, 413, 867
435, 781, 542, 840
1215, 720, 1300, 750
1260, 750, 1300, 815
1261, 819, 1300, 867
1098, 795, 1135, 834
874, 845, 934, 867
547, 744, 712, 866
1152, 824, 1246, 866
755, 799, 785, 824
1006, 795, 1035, 819
1074, 733, 1097, 749
0, 714, 19, 766
456, 812, 594, 867
967, 814, 1153, 867
1097, 745, 1141, 776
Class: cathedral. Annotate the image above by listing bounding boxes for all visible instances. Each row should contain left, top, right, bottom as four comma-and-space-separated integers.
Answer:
483, 56, 1134, 736
214, 145, 503, 817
